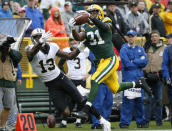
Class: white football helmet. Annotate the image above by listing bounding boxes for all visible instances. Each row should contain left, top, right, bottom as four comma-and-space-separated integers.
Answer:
31, 28, 45, 44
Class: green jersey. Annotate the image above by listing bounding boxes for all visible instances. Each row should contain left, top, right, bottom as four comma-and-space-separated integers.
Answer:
81, 17, 115, 60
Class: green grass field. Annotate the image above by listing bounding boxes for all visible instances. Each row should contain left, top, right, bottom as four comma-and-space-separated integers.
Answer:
36, 121, 172, 131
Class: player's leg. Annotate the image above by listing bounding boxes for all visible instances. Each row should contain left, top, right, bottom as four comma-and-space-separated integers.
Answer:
45, 72, 86, 105
73, 56, 117, 120
91, 83, 107, 129
101, 59, 152, 95
57, 95, 75, 128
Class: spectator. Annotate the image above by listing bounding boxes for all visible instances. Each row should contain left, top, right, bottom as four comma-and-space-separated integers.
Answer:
144, 0, 154, 11
18, 7, 26, 18
161, 0, 170, 8
6, 64, 22, 130
116, 0, 130, 21
126, 1, 149, 36
107, 4, 129, 52
0, 34, 22, 131
11, 2, 20, 18
149, 3, 166, 37
0, 0, 13, 18
166, 33, 172, 45
45, 7, 67, 37
89, 51, 113, 130
119, 30, 148, 129
149, 0, 166, 15
13, 0, 27, 7
40, 0, 65, 20
143, 30, 165, 127
160, 0, 172, 34
53, 0, 65, 12
58, 37, 90, 128
161, 33, 172, 126
25, 0, 44, 36
71, 0, 85, 12
138, 1, 149, 22
61, 1, 77, 36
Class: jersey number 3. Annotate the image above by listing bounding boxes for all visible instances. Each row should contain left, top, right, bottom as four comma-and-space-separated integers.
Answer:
39, 58, 55, 73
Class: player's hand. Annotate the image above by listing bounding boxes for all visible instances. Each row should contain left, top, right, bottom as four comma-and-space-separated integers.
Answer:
69, 18, 76, 29
77, 43, 85, 52
39, 31, 52, 44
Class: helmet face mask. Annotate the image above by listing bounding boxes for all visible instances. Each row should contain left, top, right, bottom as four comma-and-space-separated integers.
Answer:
87, 4, 104, 20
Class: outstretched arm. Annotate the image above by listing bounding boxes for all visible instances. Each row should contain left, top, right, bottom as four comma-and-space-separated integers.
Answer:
89, 16, 111, 31
56, 49, 80, 60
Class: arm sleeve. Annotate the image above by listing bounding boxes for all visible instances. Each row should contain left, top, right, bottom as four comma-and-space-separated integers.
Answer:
161, 47, 170, 80
90, 17, 110, 31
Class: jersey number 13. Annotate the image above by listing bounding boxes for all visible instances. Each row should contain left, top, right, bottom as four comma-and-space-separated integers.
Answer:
39, 58, 55, 73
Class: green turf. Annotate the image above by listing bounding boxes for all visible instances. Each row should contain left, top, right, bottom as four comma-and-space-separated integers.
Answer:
36, 121, 172, 131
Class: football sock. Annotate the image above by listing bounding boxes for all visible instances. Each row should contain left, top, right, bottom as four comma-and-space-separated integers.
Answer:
117, 82, 134, 93
62, 116, 67, 125
90, 105, 101, 120
88, 80, 99, 103
61, 120, 67, 125
82, 104, 91, 115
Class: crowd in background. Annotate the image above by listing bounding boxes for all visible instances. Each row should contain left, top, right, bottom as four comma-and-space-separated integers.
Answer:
0, 0, 171, 37
0, 0, 172, 130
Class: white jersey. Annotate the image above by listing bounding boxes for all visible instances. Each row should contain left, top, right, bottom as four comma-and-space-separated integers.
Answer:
26, 43, 61, 82
63, 47, 90, 80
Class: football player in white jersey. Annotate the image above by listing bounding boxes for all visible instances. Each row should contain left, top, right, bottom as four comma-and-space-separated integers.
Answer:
25, 28, 109, 130
25, 28, 87, 121
58, 36, 90, 128
59, 37, 90, 89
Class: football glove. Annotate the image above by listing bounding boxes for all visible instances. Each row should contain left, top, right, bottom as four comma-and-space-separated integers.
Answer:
69, 18, 76, 29
39, 31, 52, 44
77, 42, 85, 52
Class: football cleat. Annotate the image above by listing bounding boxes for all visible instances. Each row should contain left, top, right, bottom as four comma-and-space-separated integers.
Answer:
135, 77, 152, 96
100, 117, 111, 131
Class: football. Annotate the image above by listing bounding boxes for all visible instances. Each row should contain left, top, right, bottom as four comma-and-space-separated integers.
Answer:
74, 12, 90, 25
47, 115, 56, 128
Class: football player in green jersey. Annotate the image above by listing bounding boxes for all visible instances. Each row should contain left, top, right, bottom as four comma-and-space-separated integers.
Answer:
69, 4, 152, 128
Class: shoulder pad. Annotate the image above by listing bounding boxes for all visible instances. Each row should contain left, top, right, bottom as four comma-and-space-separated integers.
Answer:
81, 26, 86, 32
102, 17, 112, 23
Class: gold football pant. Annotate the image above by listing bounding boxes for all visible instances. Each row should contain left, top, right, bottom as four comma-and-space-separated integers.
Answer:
91, 55, 119, 94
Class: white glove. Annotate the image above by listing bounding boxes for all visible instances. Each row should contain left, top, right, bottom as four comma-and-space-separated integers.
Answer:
77, 43, 85, 52
100, 117, 111, 131
39, 31, 52, 44
69, 18, 76, 28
